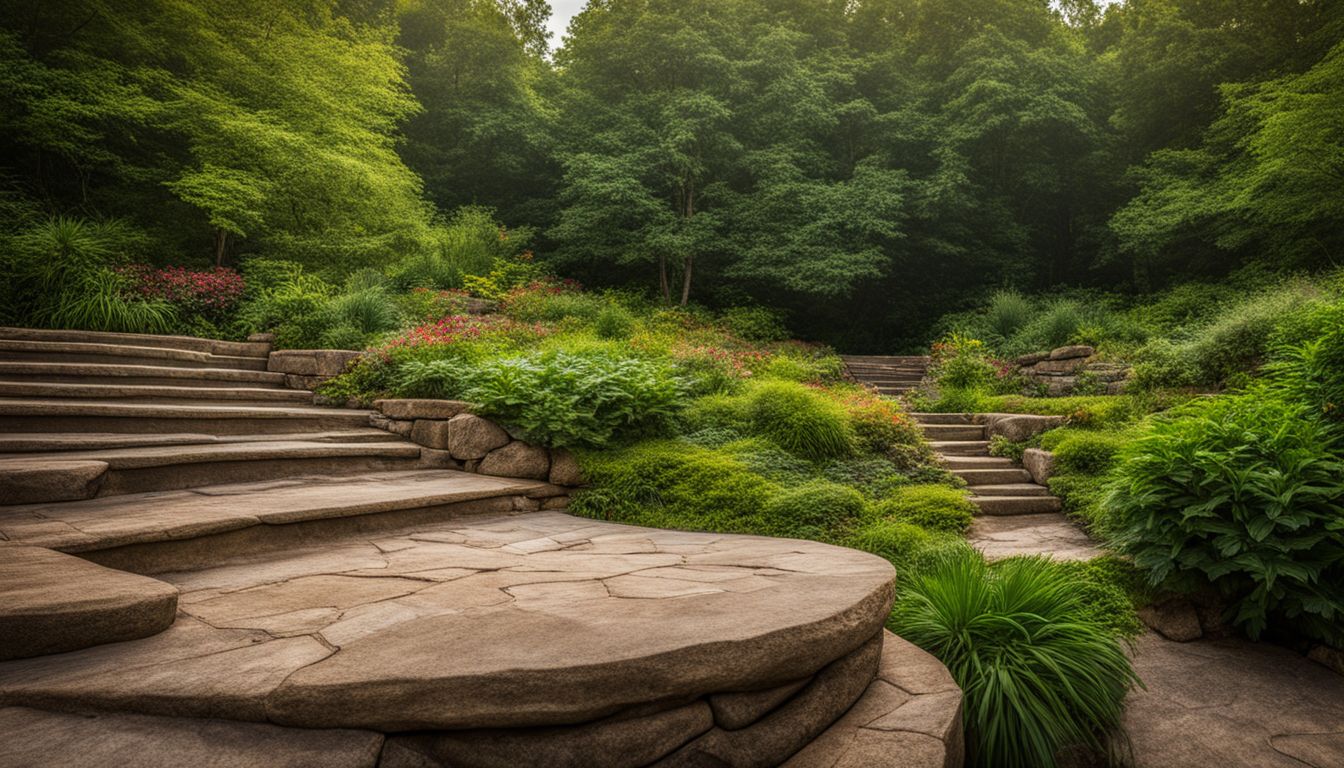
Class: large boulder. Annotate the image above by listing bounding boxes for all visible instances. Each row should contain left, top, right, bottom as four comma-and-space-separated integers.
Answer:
1048, 345, 1095, 360
1138, 598, 1203, 642
445, 414, 511, 460
548, 449, 584, 487
375, 399, 471, 421
479, 441, 551, 481
981, 414, 1063, 443
1021, 448, 1056, 485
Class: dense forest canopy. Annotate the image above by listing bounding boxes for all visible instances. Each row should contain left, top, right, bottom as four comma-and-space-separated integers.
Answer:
2, 0, 1341, 350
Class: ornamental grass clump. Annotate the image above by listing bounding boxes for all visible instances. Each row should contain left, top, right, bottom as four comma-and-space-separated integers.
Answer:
871, 485, 976, 534
745, 380, 855, 460
890, 551, 1139, 768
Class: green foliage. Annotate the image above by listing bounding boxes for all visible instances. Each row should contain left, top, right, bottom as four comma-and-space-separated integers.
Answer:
870, 485, 976, 535
760, 481, 867, 540
745, 380, 855, 461
890, 552, 1139, 768
985, 290, 1033, 340
720, 306, 788, 342
397, 351, 681, 448
1105, 390, 1344, 645
843, 520, 966, 575
988, 435, 1027, 463
594, 303, 635, 340
1042, 430, 1131, 475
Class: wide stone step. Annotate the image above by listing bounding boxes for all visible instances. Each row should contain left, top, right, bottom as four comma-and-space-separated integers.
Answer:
929, 440, 990, 456
0, 545, 178, 661
0, 399, 372, 435
840, 355, 930, 363
0, 470, 552, 565
972, 495, 1064, 515
920, 424, 986, 441
968, 513, 1103, 562
910, 412, 974, 425
940, 455, 1016, 470
0, 327, 269, 358
0, 361, 289, 388
0, 339, 267, 371
0, 440, 426, 502
0, 429, 402, 453
969, 483, 1052, 497
954, 468, 1033, 485
0, 380, 313, 404
0, 511, 895, 742
857, 379, 924, 387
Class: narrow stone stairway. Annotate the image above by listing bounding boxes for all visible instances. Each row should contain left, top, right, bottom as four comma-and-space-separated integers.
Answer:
841, 355, 929, 396
911, 412, 1101, 561
0, 328, 963, 767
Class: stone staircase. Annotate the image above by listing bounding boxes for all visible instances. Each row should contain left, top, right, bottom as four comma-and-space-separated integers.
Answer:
0, 327, 962, 767
840, 355, 930, 396
911, 412, 1101, 561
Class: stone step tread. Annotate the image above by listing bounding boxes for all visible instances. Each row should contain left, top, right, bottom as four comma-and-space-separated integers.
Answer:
0, 511, 895, 734
972, 496, 1064, 515
0, 327, 269, 359
929, 441, 990, 457
0, 381, 312, 402
0, 399, 371, 420
941, 458, 1017, 471
968, 483, 1052, 497
954, 468, 1033, 484
0, 439, 422, 473
920, 424, 986, 436
0, 545, 179, 661
0, 470, 548, 553
0, 339, 262, 368
967, 513, 1103, 562
0, 361, 287, 386
909, 413, 975, 425
0, 429, 401, 453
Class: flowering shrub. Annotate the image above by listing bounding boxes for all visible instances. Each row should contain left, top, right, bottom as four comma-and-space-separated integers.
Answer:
121, 265, 245, 321
671, 343, 769, 394
379, 314, 549, 355
399, 287, 471, 321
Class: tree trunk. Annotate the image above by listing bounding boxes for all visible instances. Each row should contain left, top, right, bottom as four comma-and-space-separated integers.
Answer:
680, 254, 692, 306
658, 253, 670, 303
214, 229, 229, 267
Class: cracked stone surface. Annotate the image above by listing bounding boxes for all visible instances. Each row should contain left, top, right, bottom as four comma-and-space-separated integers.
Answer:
966, 513, 1103, 561
1125, 632, 1344, 767
0, 511, 895, 733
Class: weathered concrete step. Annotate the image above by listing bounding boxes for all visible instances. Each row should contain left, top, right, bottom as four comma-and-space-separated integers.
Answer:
910, 412, 974, 425
0, 545, 178, 661
0, 440, 426, 501
954, 468, 1032, 485
940, 455, 1016, 470
0, 381, 313, 404
0, 470, 553, 564
920, 424, 986, 441
967, 513, 1103, 562
0, 399, 372, 435
972, 495, 1063, 515
0, 340, 267, 371
969, 483, 1052, 497
0, 511, 894, 736
0, 327, 270, 359
929, 440, 989, 456
0, 429, 402, 453
0, 361, 288, 388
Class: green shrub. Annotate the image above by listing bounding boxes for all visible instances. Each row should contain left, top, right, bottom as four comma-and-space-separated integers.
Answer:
1041, 429, 1130, 474
746, 380, 855, 460
759, 353, 843, 383
760, 480, 867, 539
919, 386, 996, 414
721, 306, 788, 342
1105, 390, 1344, 645
680, 392, 750, 434
821, 457, 912, 498
843, 519, 966, 574
988, 435, 1027, 462
505, 288, 606, 324
930, 333, 996, 390
1268, 303, 1344, 421
594, 303, 636, 339
236, 264, 335, 348
890, 552, 1139, 768
569, 442, 774, 532
1056, 557, 1147, 638
396, 350, 681, 448
871, 484, 975, 534
985, 289, 1033, 340
720, 438, 813, 484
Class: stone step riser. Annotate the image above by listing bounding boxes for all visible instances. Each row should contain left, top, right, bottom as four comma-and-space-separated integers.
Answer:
0, 349, 267, 371
0, 430, 403, 453
920, 425, 987, 441
955, 469, 1033, 485
930, 441, 990, 456
973, 496, 1064, 516
911, 413, 975, 425
0, 327, 270, 358
970, 484, 1052, 497
0, 372, 289, 389
94, 455, 424, 499
941, 457, 1016, 470
0, 414, 371, 436
0, 383, 312, 404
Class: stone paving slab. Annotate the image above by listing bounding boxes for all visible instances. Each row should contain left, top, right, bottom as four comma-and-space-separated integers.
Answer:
967, 513, 1103, 561
0, 512, 895, 733
1125, 632, 1344, 767
0, 470, 545, 552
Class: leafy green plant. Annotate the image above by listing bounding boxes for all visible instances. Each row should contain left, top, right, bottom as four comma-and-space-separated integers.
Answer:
870, 484, 975, 534
985, 289, 1033, 340
746, 380, 855, 460
988, 435, 1027, 462
594, 303, 635, 339
760, 480, 867, 539
1105, 390, 1344, 645
721, 306, 788, 342
890, 551, 1139, 768
843, 519, 966, 574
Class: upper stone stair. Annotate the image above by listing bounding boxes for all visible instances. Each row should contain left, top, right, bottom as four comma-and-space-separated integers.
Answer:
840, 354, 930, 396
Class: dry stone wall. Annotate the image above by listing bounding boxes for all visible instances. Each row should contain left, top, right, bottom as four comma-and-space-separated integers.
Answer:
1015, 345, 1130, 396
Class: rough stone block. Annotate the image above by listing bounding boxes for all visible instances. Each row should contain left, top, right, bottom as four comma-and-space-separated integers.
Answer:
446, 414, 511, 460
1032, 358, 1087, 374
480, 441, 551, 481
410, 420, 452, 450
386, 419, 414, 437
0, 459, 108, 504
710, 677, 812, 730
548, 449, 583, 487
375, 399, 472, 421
417, 449, 462, 470
1021, 448, 1056, 485
268, 351, 318, 376
1014, 351, 1050, 366
1048, 344, 1095, 360
541, 496, 570, 511
983, 414, 1063, 443
1138, 598, 1203, 642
